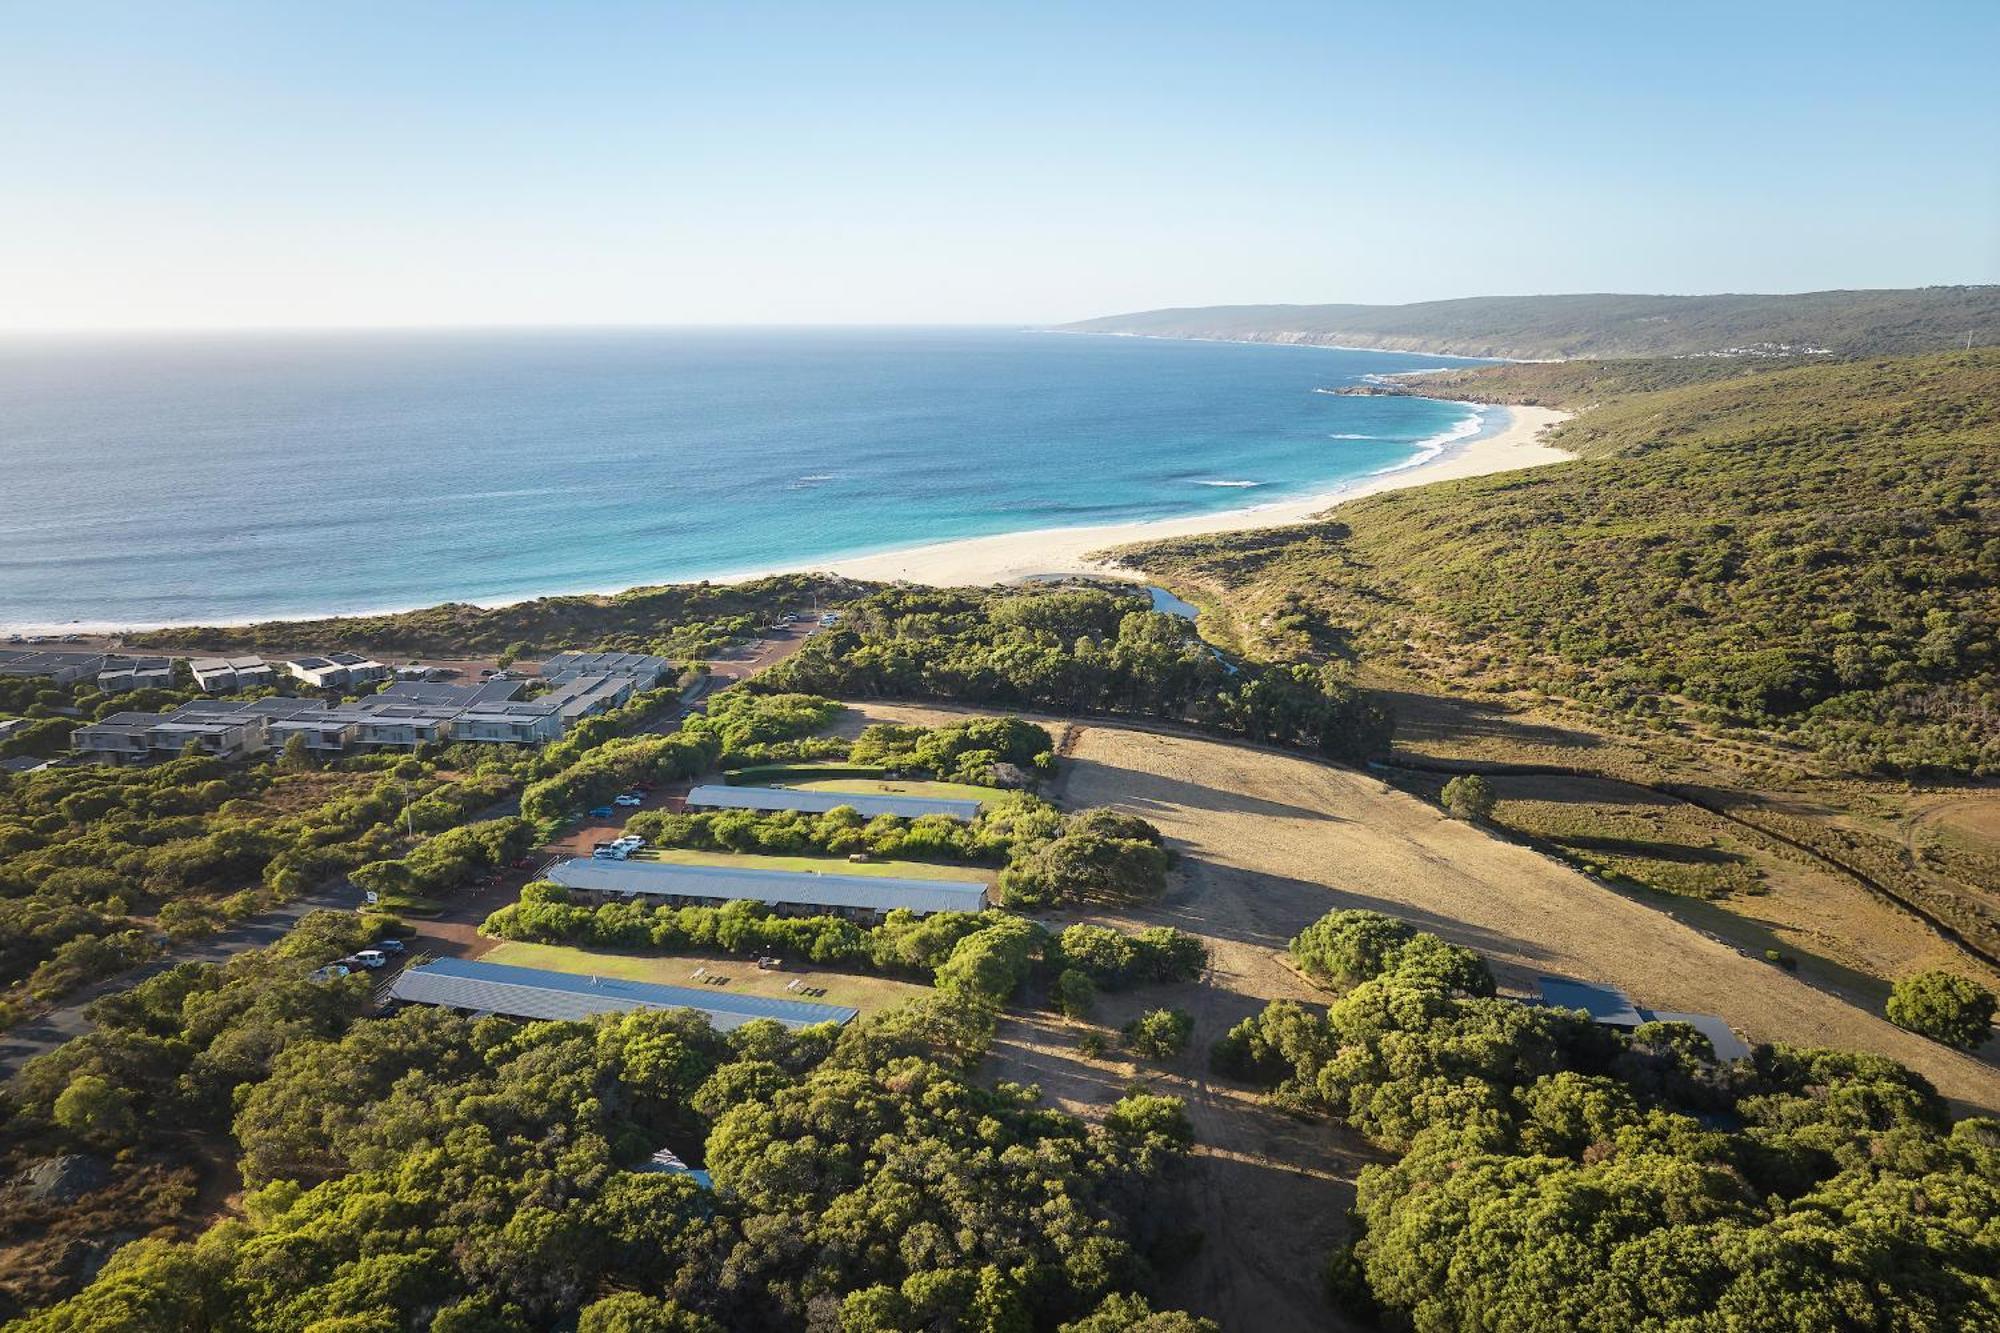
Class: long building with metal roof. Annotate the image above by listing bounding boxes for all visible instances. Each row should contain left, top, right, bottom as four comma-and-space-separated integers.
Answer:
685, 784, 985, 822
388, 957, 858, 1030
1535, 975, 1751, 1061
545, 856, 989, 919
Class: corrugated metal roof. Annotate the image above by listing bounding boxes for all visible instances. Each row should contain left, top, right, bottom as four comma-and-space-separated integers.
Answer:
1535, 976, 1646, 1025
1535, 976, 1750, 1061
546, 856, 988, 916
686, 784, 984, 821
1640, 1010, 1753, 1062
389, 957, 857, 1029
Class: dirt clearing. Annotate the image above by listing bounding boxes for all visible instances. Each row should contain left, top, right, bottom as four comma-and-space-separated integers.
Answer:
1057, 723, 2000, 1109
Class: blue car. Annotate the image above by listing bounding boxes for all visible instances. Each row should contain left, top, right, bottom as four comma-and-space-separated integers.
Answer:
587, 805, 615, 818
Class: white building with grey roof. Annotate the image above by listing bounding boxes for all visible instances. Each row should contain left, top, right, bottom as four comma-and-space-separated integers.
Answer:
389, 957, 858, 1030
189, 656, 274, 691
684, 784, 986, 822
544, 855, 990, 920
71, 673, 645, 763
539, 651, 673, 689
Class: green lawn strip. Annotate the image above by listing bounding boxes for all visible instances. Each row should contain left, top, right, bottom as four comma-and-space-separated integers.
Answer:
480, 940, 930, 1015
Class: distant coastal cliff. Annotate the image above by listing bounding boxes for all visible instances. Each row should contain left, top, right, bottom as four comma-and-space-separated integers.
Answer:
1055, 286, 2000, 361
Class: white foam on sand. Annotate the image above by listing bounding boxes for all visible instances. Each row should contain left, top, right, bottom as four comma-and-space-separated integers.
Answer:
744, 403, 1575, 588
1368, 405, 1483, 476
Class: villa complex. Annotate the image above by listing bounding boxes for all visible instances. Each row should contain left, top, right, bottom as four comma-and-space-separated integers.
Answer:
72, 672, 652, 762
0, 648, 176, 692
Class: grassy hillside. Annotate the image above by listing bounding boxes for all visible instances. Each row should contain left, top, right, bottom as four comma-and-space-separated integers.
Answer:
1114, 350, 2000, 777
1058, 287, 2000, 360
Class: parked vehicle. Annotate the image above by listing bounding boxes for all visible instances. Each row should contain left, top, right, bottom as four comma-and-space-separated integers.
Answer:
592, 846, 629, 860
352, 949, 388, 969
613, 794, 643, 807
309, 964, 350, 982
377, 938, 405, 954
587, 805, 616, 818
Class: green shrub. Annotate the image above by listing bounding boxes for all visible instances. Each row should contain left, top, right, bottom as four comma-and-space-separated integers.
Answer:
1123, 1008, 1194, 1061
1886, 970, 1997, 1049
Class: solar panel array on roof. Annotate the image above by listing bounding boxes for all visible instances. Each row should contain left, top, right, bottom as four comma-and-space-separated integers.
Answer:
546, 856, 988, 916
389, 957, 858, 1030
685, 784, 985, 822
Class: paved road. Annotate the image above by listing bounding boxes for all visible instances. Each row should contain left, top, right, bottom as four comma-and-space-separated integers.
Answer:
0, 881, 360, 1078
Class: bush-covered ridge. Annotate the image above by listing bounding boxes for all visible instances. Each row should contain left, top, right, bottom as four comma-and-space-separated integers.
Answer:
131, 572, 854, 658
1119, 350, 2000, 775
1057, 287, 2000, 359
756, 584, 1392, 762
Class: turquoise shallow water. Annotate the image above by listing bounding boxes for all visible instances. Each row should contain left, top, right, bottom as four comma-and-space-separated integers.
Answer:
0, 328, 1491, 629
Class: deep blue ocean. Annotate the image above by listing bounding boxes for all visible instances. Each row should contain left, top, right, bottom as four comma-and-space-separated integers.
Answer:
0, 328, 1491, 629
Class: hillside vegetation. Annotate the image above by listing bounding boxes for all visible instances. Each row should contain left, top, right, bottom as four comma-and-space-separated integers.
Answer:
134, 573, 853, 660
1058, 287, 2000, 360
1116, 350, 2000, 776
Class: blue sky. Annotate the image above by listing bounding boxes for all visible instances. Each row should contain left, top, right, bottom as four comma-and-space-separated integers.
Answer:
1, 0, 1994, 328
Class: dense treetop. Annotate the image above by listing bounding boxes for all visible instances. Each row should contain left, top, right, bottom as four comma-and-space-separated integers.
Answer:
133, 573, 854, 659
1216, 908, 2000, 1330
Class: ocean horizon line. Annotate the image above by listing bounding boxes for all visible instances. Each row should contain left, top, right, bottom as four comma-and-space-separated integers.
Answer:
0, 329, 1497, 633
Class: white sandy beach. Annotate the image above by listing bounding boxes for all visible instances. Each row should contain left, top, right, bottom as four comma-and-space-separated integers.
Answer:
785, 403, 1573, 587
14, 403, 1571, 635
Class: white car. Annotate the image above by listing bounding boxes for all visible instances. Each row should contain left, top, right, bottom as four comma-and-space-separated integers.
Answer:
353, 949, 387, 969
613, 794, 644, 807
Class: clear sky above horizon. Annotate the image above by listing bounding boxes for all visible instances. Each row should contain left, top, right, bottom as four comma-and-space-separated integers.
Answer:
2, 0, 1995, 330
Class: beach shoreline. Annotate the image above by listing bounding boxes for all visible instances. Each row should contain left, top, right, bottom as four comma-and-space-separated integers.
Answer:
776, 401, 1573, 588
7, 400, 1572, 635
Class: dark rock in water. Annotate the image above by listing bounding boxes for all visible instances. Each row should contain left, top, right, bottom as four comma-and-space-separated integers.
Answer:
20, 1154, 110, 1203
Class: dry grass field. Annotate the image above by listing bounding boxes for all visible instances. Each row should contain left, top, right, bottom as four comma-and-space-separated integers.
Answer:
829, 702, 2000, 1332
